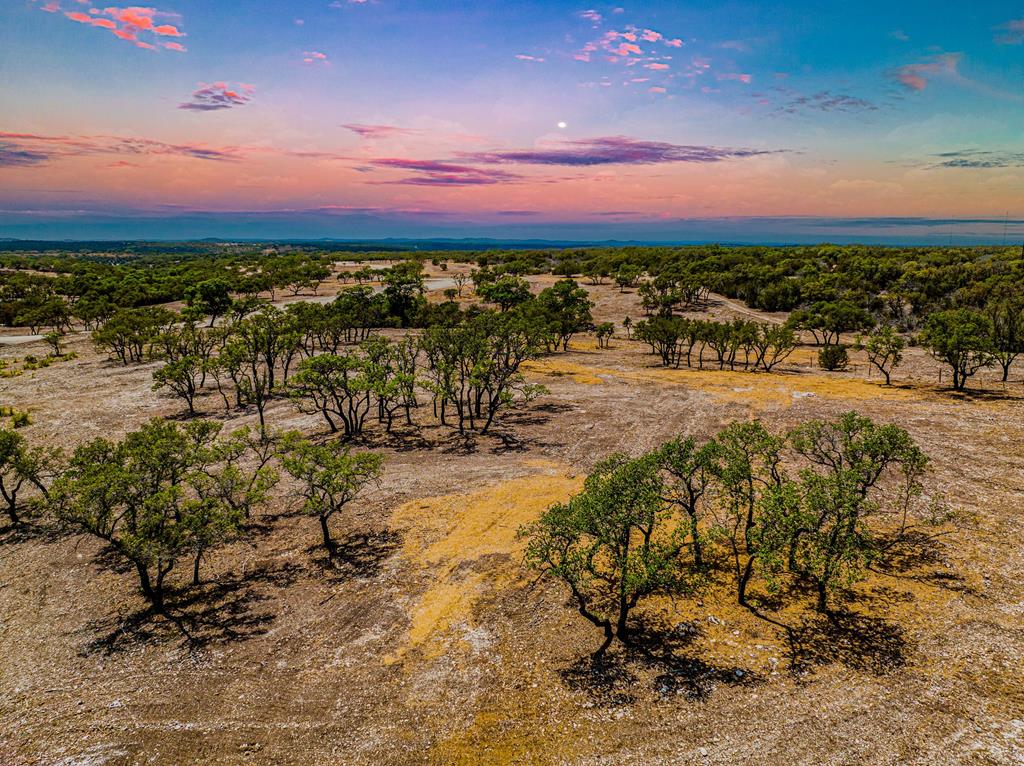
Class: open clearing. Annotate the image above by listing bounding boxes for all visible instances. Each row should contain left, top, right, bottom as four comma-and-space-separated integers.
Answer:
2, 273, 1023, 765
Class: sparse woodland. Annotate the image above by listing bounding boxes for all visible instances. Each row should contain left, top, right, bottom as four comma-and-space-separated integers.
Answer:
0, 242, 1021, 764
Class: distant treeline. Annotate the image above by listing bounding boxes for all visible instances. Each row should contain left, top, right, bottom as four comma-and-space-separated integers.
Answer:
3, 243, 1022, 342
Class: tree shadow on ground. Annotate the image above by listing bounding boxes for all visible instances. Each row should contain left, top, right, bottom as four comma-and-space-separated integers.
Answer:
559, 616, 758, 706
356, 424, 438, 453
0, 518, 66, 547
782, 611, 909, 676
943, 387, 1024, 403
309, 528, 402, 580
743, 582, 911, 677
869, 530, 979, 595
80, 561, 303, 655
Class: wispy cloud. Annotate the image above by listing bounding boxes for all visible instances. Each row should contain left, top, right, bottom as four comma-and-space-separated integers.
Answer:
303, 50, 330, 65
888, 53, 960, 91
460, 136, 782, 166
0, 142, 51, 168
777, 91, 878, 114
573, 19, 683, 64
369, 158, 519, 186
179, 82, 254, 112
995, 19, 1024, 45
514, 54, 545, 62
931, 149, 1024, 169
0, 131, 241, 164
343, 124, 424, 139
34, 3, 187, 51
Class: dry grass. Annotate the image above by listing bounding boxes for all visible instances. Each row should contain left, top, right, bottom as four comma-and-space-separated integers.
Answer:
2, 274, 1024, 765
386, 460, 583, 663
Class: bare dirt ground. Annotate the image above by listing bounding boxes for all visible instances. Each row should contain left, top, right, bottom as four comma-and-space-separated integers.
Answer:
1, 271, 1023, 765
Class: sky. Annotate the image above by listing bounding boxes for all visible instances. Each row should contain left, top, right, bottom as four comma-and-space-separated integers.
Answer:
1, 0, 1023, 243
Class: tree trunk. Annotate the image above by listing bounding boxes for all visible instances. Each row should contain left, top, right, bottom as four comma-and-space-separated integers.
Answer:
688, 510, 703, 569
135, 561, 163, 611
320, 514, 334, 551
594, 618, 614, 658
737, 556, 755, 606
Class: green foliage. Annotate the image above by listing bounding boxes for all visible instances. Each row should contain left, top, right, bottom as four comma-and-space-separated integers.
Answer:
383, 260, 426, 325
477, 275, 532, 312
788, 301, 874, 346
817, 344, 850, 371
523, 412, 938, 647
50, 419, 269, 605
634, 316, 795, 372
534, 279, 595, 351
768, 413, 929, 610
918, 308, 995, 390
279, 436, 383, 551
42, 331, 64, 357
984, 291, 1024, 381
288, 351, 372, 438
855, 326, 906, 385
0, 406, 32, 428
419, 311, 547, 434
521, 453, 698, 654
153, 355, 206, 415
92, 306, 176, 365
708, 420, 787, 606
0, 426, 59, 524
185, 278, 233, 325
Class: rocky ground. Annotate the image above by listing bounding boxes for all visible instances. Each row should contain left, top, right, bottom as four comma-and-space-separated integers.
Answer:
1, 269, 1023, 765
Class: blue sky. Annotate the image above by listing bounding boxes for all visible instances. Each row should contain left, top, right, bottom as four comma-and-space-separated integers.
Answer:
1, 0, 1022, 242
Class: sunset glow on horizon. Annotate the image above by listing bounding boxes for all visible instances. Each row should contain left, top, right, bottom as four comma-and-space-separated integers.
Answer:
2, 1, 1022, 242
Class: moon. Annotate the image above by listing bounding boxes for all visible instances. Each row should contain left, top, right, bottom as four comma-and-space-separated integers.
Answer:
557, 121, 568, 129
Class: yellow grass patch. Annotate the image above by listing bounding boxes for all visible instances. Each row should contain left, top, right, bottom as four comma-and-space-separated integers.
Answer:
385, 460, 584, 664
527, 357, 929, 409
523, 358, 605, 385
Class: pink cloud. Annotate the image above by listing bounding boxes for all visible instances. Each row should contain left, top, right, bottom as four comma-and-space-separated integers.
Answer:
38, 3, 187, 51
179, 82, 254, 111
995, 19, 1024, 45
162, 41, 185, 52
0, 130, 244, 162
648, 86, 667, 93
613, 43, 643, 56
343, 124, 424, 139
645, 63, 669, 70
104, 7, 156, 31
890, 53, 960, 91
514, 54, 545, 62
576, 25, 684, 64
303, 50, 329, 64
719, 72, 752, 84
